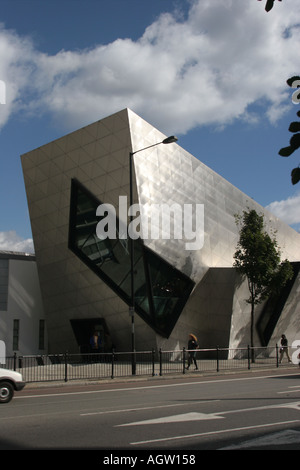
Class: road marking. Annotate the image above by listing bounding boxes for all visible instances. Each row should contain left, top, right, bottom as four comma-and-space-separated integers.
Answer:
220, 400, 300, 414
118, 411, 224, 426
278, 388, 300, 395
80, 400, 219, 416
130, 420, 300, 446
117, 400, 300, 427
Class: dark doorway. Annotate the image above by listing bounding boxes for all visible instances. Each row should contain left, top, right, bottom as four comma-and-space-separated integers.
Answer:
70, 318, 111, 353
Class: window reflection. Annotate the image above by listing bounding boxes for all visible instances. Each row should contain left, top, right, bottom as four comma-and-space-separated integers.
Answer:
68, 179, 194, 337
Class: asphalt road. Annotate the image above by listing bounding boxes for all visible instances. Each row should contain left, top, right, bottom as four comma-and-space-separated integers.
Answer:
1, 368, 300, 453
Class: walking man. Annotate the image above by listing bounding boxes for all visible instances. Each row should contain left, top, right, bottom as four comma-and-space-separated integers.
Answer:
279, 334, 292, 364
186, 334, 199, 370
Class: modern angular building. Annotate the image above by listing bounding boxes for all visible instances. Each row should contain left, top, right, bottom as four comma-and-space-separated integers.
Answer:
21, 109, 300, 354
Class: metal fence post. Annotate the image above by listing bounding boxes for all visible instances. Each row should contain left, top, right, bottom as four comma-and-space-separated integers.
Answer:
152, 349, 155, 376
276, 343, 279, 368
183, 347, 186, 374
247, 345, 251, 370
111, 349, 115, 379
64, 351, 68, 382
159, 348, 162, 376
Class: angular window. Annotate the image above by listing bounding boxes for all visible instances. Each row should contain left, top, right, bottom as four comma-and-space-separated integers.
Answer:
68, 179, 194, 337
39, 319, 45, 350
13, 319, 20, 351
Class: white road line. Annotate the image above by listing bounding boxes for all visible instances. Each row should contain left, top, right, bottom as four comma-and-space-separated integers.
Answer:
117, 400, 300, 427
118, 411, 224, 426
80, 399, 220, 416
130, 420, 300, 446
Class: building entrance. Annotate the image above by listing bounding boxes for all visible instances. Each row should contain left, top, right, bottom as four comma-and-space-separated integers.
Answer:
70, 318, 112, 354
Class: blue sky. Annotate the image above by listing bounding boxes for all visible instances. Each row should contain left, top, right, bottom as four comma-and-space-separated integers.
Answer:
0, 0, 300, 253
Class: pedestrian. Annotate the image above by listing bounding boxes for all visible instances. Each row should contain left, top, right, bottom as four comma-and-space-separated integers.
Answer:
90, 331, 101, 351
279, 334, 292, 364
186, 334, 199, 370
90, 331, 101, 362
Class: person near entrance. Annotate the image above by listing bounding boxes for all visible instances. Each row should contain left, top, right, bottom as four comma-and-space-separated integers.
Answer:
90, 331, 101, 360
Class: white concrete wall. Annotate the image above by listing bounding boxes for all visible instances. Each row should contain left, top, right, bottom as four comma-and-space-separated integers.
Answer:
0, 257, 47, 358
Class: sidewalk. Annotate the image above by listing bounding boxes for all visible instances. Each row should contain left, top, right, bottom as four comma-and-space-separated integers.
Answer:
22, 361, 299, 390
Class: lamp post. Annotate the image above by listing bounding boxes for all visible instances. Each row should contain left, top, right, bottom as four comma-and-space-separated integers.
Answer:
129, 135, 178, 375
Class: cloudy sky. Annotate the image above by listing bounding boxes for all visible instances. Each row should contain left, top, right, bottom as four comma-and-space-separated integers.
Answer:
0, 0, 300, 253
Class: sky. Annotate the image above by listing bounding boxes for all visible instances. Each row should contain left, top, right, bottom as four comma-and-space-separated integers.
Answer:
0, 0, 300, 254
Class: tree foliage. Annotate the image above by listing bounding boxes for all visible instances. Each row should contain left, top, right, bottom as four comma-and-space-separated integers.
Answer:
257, 2, 300, 183
234, 210, 293, 359
279, 77, 300, 185
257, 0, 282, 13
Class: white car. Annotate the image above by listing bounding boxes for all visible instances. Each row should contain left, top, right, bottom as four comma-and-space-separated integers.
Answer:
0, 368, 26, 403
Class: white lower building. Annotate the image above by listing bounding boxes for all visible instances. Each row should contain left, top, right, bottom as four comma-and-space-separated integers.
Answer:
0, 251, 47, 360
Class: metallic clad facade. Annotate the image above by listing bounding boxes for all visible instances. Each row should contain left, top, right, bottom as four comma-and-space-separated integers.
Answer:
21, 109, 300, 353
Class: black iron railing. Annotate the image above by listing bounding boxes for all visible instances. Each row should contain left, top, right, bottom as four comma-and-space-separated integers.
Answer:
0, 345, 290, 383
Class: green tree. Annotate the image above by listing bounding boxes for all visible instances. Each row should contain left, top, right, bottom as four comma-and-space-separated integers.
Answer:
234, 209, 293, 362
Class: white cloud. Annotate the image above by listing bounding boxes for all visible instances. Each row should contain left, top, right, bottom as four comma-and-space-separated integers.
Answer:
0, 1, 300, 134
266, 192, 300, 226
0, 231, 34, 254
